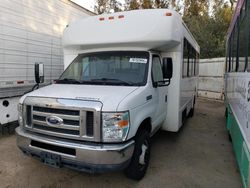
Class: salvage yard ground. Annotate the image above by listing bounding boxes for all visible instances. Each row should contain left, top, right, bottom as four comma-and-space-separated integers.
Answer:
0, 99, 242, 188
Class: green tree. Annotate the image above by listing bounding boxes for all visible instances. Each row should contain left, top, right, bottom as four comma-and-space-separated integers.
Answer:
229, 0, 237, 10
109, 0, 122, 12
140, 0, 153, 9
170, 0, 181, 12
183, 0, 233, 58
210, 2, 233, 57
95, 0, 122, 13
124, 0, 140, 10
154, 0, 169, 8
183, 0, 209, 17
94, 0, 109, 14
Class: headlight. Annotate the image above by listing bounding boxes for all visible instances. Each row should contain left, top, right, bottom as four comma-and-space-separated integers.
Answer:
17, 103, 23, 126
102, 111, 130, 142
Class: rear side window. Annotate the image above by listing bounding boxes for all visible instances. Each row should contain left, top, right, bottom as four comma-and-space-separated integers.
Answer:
183, 38, 199, 77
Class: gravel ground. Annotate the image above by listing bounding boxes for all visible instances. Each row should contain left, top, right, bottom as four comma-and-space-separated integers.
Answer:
0, 98, 242, 188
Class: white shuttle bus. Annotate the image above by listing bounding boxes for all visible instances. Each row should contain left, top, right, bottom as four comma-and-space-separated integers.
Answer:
16, 9, 199, 180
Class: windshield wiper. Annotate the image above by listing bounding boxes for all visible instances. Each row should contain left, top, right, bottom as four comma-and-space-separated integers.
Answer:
91, 78, 134, 86
56, 78, 82, 84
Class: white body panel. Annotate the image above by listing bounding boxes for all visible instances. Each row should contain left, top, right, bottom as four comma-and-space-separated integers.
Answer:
225, 73, 250, 148
0, 97, 19, 125
63, 9, 181, 51
0, 0, 93, 125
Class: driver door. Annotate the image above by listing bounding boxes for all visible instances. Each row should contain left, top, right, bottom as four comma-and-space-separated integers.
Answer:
152, 54, 168, 126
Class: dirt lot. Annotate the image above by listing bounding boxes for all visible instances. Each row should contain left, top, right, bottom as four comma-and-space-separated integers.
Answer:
0, 99, 242, 188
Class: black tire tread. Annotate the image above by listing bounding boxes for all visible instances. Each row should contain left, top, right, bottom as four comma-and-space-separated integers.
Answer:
124, 129, 150, 180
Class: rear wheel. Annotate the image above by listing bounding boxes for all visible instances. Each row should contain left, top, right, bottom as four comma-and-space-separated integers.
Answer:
124, 129, 150, 180
225, 107, 228, 118
188, 97, 195, 118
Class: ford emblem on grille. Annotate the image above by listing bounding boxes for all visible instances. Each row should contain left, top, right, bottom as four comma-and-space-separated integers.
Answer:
46, 116, 63, 126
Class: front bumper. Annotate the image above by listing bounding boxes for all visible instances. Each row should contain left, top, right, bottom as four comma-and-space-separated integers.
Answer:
15, 127, 134, 173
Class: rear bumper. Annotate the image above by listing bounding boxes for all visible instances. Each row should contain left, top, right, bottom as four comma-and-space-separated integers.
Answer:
15, 127, 134, 173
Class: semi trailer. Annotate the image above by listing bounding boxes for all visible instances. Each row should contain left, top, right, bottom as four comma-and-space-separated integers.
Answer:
0, 0, 93, 128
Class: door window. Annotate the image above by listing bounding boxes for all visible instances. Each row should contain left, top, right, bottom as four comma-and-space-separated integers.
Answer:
152, 55, 163, 83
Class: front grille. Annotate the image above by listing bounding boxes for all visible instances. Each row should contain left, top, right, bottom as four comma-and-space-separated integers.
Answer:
26, 105, 96, 140
86, 111, 94, 136
33, 124, 80, 135
33, 106, 80, 116
26, 105, 32, 126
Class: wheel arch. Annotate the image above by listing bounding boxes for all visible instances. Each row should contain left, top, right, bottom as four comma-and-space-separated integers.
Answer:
135, 117, 152, 136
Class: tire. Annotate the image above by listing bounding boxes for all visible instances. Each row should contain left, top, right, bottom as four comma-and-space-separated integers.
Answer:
188, 108, 194, 118
188, 97, 195, 118
124, 129, 151, 180
228, 132, 232, 142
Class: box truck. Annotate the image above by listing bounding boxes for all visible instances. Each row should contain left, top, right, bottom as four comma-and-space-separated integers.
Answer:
0, 0, 93, 128
16, 9, 200, 180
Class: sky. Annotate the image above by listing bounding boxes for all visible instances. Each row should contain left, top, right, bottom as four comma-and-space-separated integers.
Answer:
71, 0, 125, 12
71, 0, 95, 11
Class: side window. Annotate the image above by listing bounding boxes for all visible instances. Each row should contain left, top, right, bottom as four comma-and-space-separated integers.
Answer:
238, 13, 247, 72
183, 38, 200, 77
227, 41, 231, 72
152, 55, 163, 83
187, 42, 191, 77
189, 47, 194, 77
82, 59, 90, 76
183, 39, 188, 77
232, 25, 238, 72
196, 53, 200, 76
230, 36, 233, 72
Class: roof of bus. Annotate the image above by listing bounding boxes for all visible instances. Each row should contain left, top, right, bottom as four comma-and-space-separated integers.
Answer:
63, 9, 198, 51
227, 0, 245, 40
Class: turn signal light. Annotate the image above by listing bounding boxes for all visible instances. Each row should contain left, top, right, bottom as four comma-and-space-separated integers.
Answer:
118, 120, 129, 128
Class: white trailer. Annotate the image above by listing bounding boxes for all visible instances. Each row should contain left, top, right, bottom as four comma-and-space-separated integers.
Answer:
16, 9, 199, 179
0, 0, 94, 126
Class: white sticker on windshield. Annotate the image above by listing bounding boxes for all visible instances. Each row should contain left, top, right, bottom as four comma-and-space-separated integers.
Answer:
129, 58, 147, 64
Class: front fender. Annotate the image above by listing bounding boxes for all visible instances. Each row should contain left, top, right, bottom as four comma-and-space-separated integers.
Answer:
127, 101, 156, 140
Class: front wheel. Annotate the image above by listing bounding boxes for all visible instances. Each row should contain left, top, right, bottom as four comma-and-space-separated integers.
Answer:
124, 130, 150, 180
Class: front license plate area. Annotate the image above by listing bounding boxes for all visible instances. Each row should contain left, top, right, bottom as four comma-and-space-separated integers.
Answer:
41, 152, 62, 168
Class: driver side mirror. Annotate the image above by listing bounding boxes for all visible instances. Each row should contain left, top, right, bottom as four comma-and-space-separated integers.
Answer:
35, 63, 44, 84
162, 57, 173, 80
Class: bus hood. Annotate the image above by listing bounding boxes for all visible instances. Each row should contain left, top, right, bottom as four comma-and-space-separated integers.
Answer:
20, 84, 139, 111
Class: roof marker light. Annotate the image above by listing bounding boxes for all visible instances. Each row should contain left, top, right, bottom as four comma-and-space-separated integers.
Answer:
165, 12, 172, 16
17, 81, 24, 84
109, 16, 114, 20
118, 15, 124, 19
99, 17, 105, 21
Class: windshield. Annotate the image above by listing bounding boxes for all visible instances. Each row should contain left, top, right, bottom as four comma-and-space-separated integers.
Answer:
58, 51, 149, 86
